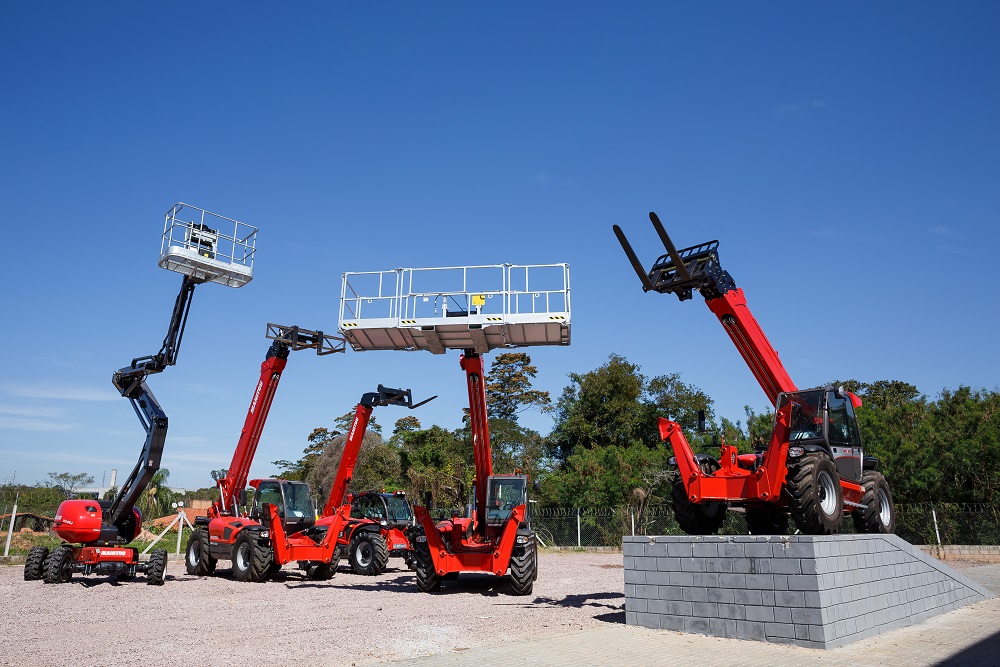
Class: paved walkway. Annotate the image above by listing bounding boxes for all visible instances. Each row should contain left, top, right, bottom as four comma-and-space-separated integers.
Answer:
387, 564, 1000, 667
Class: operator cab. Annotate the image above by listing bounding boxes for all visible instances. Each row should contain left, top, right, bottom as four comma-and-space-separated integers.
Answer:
252, 480, 316, 533
776, 386, 863, 482
350, 491, 414, 530
485, 475, 528, 526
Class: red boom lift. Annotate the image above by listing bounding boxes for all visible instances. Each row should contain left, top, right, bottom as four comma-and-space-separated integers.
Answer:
613, 212, 895, 535
410, 351, 539, 595
187, 373, 432, 582
28, 277, 204, 584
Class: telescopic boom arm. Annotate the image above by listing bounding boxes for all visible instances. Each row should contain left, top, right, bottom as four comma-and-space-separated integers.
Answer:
321, 386, 435, 517
213, 324, 346, 516
614, 212, 797, 405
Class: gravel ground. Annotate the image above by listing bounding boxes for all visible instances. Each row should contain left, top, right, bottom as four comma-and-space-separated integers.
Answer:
0, 551, 625, 667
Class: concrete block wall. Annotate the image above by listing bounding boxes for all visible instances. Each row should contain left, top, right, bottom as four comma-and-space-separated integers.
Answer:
623, 533, 992, 649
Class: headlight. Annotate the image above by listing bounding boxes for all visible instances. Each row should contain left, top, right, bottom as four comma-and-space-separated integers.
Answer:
259, 530, 270, 539
515, 535, 529, 545
415, 535, 427, 543
788, 446, 805, 458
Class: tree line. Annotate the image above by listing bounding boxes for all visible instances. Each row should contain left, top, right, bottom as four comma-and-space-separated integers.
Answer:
264, 352, 1000, 512
11, 353, 996, 521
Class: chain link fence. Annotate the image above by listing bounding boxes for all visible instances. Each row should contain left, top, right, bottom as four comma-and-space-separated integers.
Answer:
5, 483, 1000, 551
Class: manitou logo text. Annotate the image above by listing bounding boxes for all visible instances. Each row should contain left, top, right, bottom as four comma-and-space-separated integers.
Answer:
249, 380, 265, 415
99, 550, 128, 557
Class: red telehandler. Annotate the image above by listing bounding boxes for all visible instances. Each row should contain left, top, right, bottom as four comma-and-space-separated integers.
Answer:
409, 351, 539, 595
186, 364, 432, 582
613, 212, 895, 536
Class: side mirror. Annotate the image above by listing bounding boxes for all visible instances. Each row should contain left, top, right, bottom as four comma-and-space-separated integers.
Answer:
423, 491, 433, 510
697, 409, 706, 433
533, 480, 541, 493
239, 488, 247, 507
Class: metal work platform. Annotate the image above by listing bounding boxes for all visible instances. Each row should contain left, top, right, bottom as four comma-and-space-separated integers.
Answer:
158, 203, 257, 287
339, 264, 571, 354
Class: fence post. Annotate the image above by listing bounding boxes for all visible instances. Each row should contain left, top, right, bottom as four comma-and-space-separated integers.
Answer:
3, 494, 18, 557
576, 507, 581, 548
631, 508, 635, 536
931, 505, 943, 550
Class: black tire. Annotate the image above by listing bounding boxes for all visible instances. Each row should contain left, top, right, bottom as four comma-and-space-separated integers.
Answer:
349, 532, 389, 576
146, 549, 167, 585
509, 536, 537, 596
185, 528, 216, 576
745, 508, 789, 535
786, 454, 843, 534
671, 460, 728, 535
411, 526, 440, 592
43, 546, 74, 584
267, 560, 283, 575
307, 561, 335, 580
232, 532, 272, 583
852, 470, 896, 534
24, 546, 48, 581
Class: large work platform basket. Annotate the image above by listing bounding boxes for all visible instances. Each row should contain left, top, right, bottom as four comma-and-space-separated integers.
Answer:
339, 264, 571, 354
158, 203, 257, 287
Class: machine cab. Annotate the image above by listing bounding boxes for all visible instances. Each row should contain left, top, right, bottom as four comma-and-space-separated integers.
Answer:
776, 386, 863, 482
485, 475, 528, 526
252, 480, 316, 533
350, 491, 414, 530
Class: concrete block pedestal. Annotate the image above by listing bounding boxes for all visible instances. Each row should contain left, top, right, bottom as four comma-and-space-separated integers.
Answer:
623, 533, 991, 649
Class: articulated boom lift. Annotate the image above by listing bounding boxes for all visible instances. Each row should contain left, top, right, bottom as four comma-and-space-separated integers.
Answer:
614, 212, 895, 536
338, 263, 572, 595
25, 203, 257, 585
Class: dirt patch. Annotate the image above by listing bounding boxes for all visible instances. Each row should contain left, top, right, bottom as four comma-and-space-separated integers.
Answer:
1, 550, 625, 666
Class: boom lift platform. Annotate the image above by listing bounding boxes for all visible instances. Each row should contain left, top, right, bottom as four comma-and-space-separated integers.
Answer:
339, 264, 571, 353
613, 212, 894, 536
26, 204, 257, 586
339, 263, 572, 595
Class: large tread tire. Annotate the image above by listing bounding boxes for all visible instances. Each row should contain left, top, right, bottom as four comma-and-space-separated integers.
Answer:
232, 532, 273, 583
671, 460, 728, 535
745, 508, 789, 535
146, 549, 167, 586
411, 526, 441, 593
509, 537, 537, 596
307, 561, 335, 580
24, 546, 48, 581
43, 546, 73, 584
185, 528, 216, 576
349, 532, 389, 576
786, 454, 843, 534
852, 470, 896, 534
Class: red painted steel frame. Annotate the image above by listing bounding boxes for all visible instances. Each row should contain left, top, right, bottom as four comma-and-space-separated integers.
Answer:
461, 352, 493, 536
210, 353, 288, 518
263, 503, 349, 566
705, 289, 797, 405
412, 352, 527, 576
321, 403, 374, 516
665, 289, 864, 508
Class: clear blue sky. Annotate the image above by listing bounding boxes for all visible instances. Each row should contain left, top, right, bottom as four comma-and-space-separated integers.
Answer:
1, 3, 997, 490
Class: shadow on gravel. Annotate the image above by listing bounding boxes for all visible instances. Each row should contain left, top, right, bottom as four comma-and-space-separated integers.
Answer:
934, 627, 1000, 666
533, 591, 625, 623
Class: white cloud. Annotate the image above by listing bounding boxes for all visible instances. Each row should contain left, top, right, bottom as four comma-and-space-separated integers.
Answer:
0, 383, 118, 401
0, 416, 76, 432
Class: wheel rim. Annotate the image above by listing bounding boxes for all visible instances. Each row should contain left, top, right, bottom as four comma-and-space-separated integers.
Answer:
817, 470, 838, 516
187, 542, 200, 567
357, 541, 372, 568
877, 488, 891, 525
236, 542, 250, 571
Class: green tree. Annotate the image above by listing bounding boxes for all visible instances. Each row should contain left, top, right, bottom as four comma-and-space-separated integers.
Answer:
486, 352, 552, 421
46, 472, 94, 498
399, 425, 472, 509
141, 468, 175, 519
307, 430, 402, 505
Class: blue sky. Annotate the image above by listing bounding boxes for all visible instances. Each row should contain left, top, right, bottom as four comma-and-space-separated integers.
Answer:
1, 3, 998, 490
